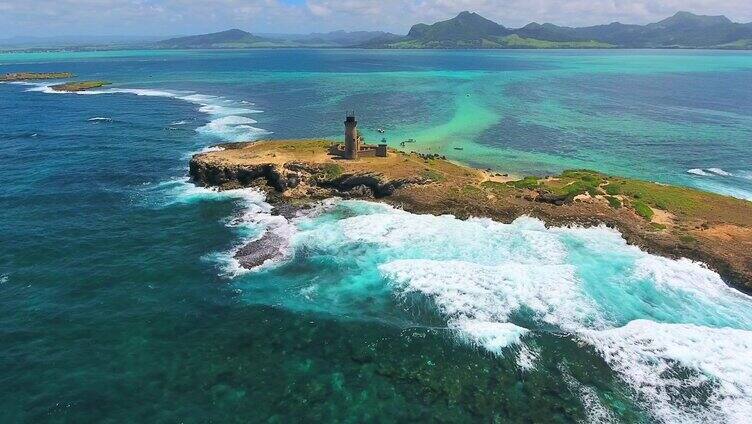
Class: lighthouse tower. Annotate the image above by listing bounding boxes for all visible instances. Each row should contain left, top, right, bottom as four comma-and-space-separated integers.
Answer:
344, 112, 359, 159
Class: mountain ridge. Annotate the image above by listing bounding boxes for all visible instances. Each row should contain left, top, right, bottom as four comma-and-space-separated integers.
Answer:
374, 10, 752, 49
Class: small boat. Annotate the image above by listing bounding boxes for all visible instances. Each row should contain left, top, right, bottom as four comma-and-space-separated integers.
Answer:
454, 147, 464, 151
405, 138, 416, 143
377, 128, 385, 133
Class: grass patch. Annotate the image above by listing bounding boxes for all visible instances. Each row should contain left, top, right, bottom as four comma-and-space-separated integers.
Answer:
604, 183, 622, 195
321, 163, 343, 180
632, 201, 654, 221
420, 169, 444, 182
650, 223, 667, 231
508, 176, 539, 190
679, 234, 696, 244
605, 196, 622, 209
541, 170, 605, 200
461, 184, 484, 196
481, 180, 514, 194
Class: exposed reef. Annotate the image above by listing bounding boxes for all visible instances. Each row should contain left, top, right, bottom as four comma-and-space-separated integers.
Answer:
50, 81, 110, 92
0, 72, 74, 81
190, 140, 752, 292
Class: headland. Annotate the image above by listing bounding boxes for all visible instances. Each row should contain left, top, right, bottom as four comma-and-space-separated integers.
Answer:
190, 139, 752, 292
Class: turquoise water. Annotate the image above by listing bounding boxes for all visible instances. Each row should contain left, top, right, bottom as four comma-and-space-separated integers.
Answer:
1, 49, 752, 422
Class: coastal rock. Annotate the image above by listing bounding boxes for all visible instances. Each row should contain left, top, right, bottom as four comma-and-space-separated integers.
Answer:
188, 140, 752, 292
534, 190, 569, 206
234, 232, 287, 270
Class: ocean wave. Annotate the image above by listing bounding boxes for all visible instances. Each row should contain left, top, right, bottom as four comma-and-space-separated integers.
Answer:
143, 178, 294, 276
687, 167, 736, 177
687, 168, 712, 176
16, 82, 270, 143
707, 168, 733, 176
196, 115, 271, 143
248, 199, 752, 421
88, 117, 112, 122
584, 320, 752, 424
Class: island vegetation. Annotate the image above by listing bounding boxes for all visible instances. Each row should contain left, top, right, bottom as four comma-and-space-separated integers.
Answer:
50, 81, 110, 92
365, 11, 752, 49
190, 140, 752, 292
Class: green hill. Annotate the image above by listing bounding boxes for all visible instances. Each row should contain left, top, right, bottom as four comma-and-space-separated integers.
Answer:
155, 29, 271, 49
370, 11, 752, 49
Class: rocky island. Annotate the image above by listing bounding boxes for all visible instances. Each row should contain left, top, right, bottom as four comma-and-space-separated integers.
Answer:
50, 81, 110, 92
190, 139, 752, 292
0, 72, 74, 81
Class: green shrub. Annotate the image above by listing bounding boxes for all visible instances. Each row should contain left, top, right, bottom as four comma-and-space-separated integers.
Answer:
633, 201, 654, 220
420, 169, 444, 182
604, 184, 622, 195
508, 176, 539, 190
321, 163, 343, 180
605, 196, 622, 209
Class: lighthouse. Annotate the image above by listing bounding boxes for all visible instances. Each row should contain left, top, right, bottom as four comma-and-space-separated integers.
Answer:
344, 112, 359, 159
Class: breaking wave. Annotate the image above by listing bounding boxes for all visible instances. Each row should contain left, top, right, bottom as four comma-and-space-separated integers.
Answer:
221, 199, 752, 422
15, 82, 271, 143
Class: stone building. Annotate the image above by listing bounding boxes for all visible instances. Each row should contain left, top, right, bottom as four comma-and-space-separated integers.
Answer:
330, 112, 388, 159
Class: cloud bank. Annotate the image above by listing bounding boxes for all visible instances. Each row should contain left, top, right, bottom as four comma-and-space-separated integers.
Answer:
1, 0, 751, 37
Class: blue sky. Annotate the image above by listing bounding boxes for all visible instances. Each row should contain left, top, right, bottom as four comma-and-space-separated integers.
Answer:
1, 0, 750, 37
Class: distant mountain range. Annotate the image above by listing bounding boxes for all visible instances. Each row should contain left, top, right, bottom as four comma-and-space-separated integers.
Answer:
4, 11, 751, 52
154, 29, 400, 49
369, 11, 752, 49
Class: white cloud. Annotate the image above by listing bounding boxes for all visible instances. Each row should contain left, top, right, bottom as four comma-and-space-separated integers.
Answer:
0, 0, 750, 37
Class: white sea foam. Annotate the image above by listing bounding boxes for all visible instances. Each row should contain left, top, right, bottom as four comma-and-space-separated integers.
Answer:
560, 365, 618, 424
196, 115, 270, 142
516, 344, 539, 371
278, 200, 752, 421
382, 259, 599, 334
148, 177, 295, 276
17, 82, 270, 143
687, 168, 711, 176
88, 117, 112, 122
584, 320, 752, 424
707, 168, 732, 176
452, 319, 529, 354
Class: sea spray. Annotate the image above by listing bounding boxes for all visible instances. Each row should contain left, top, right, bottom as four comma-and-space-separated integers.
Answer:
225, 198, 752, 422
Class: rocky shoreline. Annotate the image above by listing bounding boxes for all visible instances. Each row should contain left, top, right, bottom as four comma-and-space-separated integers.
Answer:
190, 140, 752, 293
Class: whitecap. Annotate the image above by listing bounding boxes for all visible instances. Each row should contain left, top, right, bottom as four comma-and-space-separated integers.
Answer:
707, 168, 733, 176
452, 319, 529, 354
88, 117, 112, 122
584, 320, 752, 424
13, 82, 270, 143
687, 168, 711, 176
196, 115, 272, 142
144, 178, 295, 276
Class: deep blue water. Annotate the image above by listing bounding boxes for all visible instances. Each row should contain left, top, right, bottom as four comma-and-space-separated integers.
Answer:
2, 49, 752, 423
